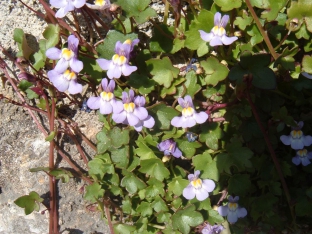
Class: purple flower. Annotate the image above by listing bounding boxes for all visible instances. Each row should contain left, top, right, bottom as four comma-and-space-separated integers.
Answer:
157, 139, 182, 158
87, 78, 118, 114
182, 170, 215, 201
171, 95, 208, 128
201, 223, 224, 234
96, 39, 139, 79
50, 0, 86, 18
112, 90, 148, 127
47, 69, 82, 94
302, 72, 312, 79
292, 149, 312, 166
46, 35, 83, 73
280, 121, 312, 150
199, 12, 238, 46
86, 0, 111, 10
132, 96, 155, 131
218, 196, 247, 224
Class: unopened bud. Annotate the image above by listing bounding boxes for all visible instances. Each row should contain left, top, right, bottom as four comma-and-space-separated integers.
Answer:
18, 72, 36, 82
110, 3, 119, 12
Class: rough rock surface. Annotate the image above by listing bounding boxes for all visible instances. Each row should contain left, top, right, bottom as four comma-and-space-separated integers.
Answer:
0, 1, 110, 233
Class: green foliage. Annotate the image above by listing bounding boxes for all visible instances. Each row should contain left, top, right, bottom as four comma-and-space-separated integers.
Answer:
14, 191, 43, 215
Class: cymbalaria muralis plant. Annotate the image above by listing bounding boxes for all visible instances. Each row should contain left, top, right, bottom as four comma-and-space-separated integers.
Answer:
3, 0, 312, 233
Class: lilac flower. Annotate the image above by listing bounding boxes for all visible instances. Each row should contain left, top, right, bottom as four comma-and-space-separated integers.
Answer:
50, 0, 86, 18
86, 0, 111, 10
302, 72, 312, 79
87, 78, 118, 114
132, 96, 155, 132
201, 223, 224, 234
96, 39, 139, 79
112, 90, 148, 127
157, 139, 182, 158
47, 69, 82, 94
292, 149, 312, 166
46, 35, 83, 73
199, 12, 238, 46
182, 170, 215, 201
171, 95, 208, 128
280, 121, 312, 150
218, 196, 247, 224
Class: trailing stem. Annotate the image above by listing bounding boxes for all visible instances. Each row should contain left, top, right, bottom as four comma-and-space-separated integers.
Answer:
245, 90, 296, 227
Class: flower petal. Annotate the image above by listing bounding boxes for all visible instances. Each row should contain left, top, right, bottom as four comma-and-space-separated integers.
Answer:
73, 0, 86, 8
193, 111, 208, 124
112, 100, 124, 114
301, 157, 311, 166
87, 96, 101, 109
302, 72, 312, 79
280, 135, 291, 146
70, 58, 83, 73
133, 107, 148, 120
292, 156, 301, 165
127, 113, 139, 126
55, 7, 67, 18
68, 80, 82, 94
195, 188, 209, 201
214, 12, 222, 26
221, 35, 238, 45
50, 0, 67, 8
143, 115, 155, 128
100, 101, 113, 115
181, 117, 196, 128
209, 36, 223, 46
97, 58, 111, 71
303, 135, 312, 147
182, 185, 196, 200
227, 211, 238, 223
121, 64, 137, 76
220, 15, 229, 28
218, 206, 228, 216
237, 207, 247, 218
202, 179, 216, 192
171, 116, 183, 127
107, 65, 122, 79
290, 139, 304, 150
54, 58, 69, 73
46, 47, 61, 60
112, 111, 127, 123
172, 147, 182, 158
48, 70, 69, 92
199, 30, 214, 42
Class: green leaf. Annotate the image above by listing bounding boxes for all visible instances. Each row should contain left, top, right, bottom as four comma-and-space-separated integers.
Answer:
246, 24, 263, 46
109, 127, 130, 148
50, 168, 73, 183
261, 0, 287, 21
182, 71, 201, 98
234, 14, 253, 30
127, 73, 156, 95
145, 178, 165, 198
42, 24, 60, 49
214, 0, 242, 11
201, 57, 229, 86
185, 10, 213, 55
146, 57, 179, 88
96, 131, 112, 154
45, 131, 56, 142
80, 56, 103, 83
14, 191, 44, 215
13, 28, 35, 60
295, 199, 312, 216
149, 103, 180, 130
18, 80, 33, 91
192, 152, 219, 181
139, 158, 170, 181
176, 140, 201, 159
208, 209, 224, 224
96, 30, 138, 59
172, 205, 204, 234
114, 224, 136, 234
121, 170, 146, 194
152, 196, 169, 212
137, 201, 153, 217
149, 24, 175, 53
287, 0, 312, 36
84, 183, 105, 202
135, 135, 158, 160
115, 0, 157, 24
228, 174, 251, 196
156, 212, 172, 223
229, 51, 276, 89
111, 146, 129, 169
302, 55, 312, 74
88, 156, 114, 180
168, 177, 189, 196
199, 122, 223, 150
30, 51, 45, 70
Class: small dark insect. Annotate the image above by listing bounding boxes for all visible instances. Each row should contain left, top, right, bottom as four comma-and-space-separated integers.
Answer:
81, 99, 91, 113
186, 132, 198, 142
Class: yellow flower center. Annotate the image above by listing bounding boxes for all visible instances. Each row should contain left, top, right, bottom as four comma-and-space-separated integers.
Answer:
191, 178, 202, 189
124, 102, 135, 113
298, 149, 307, 157
228, 202, 238, 211
212, 25, 226, 37
112, 54, 127, 66
94, 0, 106, 6
61, 48, 74, 60
124, 39, 132, 45
63, 70, 76, 80
182, 107, 194, 117
291, 130, 303, 139
100, 91, 114, 101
